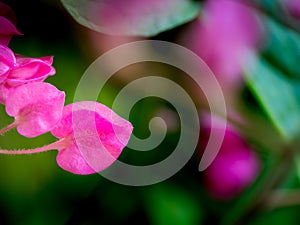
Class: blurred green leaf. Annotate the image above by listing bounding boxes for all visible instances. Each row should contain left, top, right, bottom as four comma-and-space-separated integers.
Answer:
248, 206, 300, 225
252, 0, 284, 20
262, 17, 300, 79
243, 54, 300, 141
252, 0, 300, 32
294, 151, 300, 184
60, 0, 200, 37
144, 184, 203, 225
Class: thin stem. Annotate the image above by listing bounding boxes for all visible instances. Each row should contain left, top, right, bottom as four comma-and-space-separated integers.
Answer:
0, 120, 18, 135
0, 138, 68, 155
221, 145, 295, 225
263, 190, 300, 210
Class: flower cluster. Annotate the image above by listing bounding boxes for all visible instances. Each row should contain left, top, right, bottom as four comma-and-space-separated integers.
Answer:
0, 2, 133, 175
176, 0, 263, 199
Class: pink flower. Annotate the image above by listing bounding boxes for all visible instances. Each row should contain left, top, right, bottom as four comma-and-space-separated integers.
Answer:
180, 0, 261, 88
200, 114, 260, 200
51, 101, 133, 175
6, 54, 55, 86
5, 82, 65, 137
0, 45, 15, 82
0, 48, 56, 104
0, 2, 21, 46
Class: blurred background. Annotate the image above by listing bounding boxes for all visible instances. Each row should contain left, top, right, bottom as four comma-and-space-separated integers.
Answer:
1, 0, 300, 224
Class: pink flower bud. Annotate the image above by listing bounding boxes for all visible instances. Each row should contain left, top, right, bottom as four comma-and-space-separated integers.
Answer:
51, 101, 133, 175
0, 2, 22, 46
200, 114, 260, 200
5, 82, 65, 137
0, 2, 17, 25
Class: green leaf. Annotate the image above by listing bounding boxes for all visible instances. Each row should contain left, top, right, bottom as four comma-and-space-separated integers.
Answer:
252, 0, 284, 19
262, 17, 300, 79
60, 0, 200, 37
144, 184, 203, 225
252, 0, 300, 32
243, 54, 300, 141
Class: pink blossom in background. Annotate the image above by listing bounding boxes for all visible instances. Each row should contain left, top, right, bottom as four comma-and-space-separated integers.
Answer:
0, 51, 56, 104
285, 0, 300, 19
200, 113, 260, 200
180, 0, 261, 88
83, 30, 144, 84
51, 101, 133, 175
86, 29, 141, 55
0, 2, 21, 45
5, 82, 65, 137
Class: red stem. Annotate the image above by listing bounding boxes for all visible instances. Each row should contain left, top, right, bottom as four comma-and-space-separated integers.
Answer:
0, 121, 18, 135
0, 139, 68, 155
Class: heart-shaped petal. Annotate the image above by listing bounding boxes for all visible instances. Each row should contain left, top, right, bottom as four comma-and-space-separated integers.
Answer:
5, 82, 65, 137
51, 101, 133, 174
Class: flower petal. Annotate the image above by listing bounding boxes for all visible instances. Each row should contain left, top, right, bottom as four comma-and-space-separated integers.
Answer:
5, 82, 65, 137
56, 145, 96, 175
0, 44, 15, 82
0, 2, 18, 25
51, 101, 133, 174
0, 16, 22, 46
0, 84, 10, 104
6, 55, 55, 86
